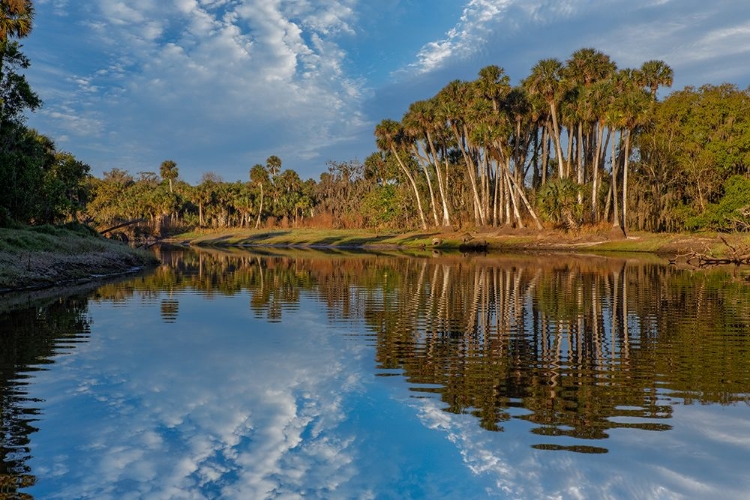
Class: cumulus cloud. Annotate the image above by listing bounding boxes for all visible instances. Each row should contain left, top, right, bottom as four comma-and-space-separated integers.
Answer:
27, 0, 368, 180
24, 0, 750, 181
402, 0, 750, 85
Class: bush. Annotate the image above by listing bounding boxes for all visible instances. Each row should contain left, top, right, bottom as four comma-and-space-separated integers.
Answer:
686, 175, 750, 231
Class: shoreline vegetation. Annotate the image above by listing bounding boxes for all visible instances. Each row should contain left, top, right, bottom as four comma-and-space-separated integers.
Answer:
166, 226, 750, 259
0, 224, 158, 294
2, 225, 749, 295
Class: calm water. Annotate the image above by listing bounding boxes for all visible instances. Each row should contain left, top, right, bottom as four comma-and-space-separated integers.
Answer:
2, 247, 750, 499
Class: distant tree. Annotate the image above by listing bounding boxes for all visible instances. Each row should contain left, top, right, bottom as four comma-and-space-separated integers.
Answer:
160, 160, 178, 193
266, 155, 282, 179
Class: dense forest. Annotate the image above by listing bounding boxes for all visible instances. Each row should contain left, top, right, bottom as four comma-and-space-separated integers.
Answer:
1, 0, 749, 235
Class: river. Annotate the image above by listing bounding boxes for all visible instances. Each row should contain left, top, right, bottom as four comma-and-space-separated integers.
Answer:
2, 247, 749, 499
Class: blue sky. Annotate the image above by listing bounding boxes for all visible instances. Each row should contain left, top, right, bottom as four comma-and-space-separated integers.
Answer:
23, 0, 750, 185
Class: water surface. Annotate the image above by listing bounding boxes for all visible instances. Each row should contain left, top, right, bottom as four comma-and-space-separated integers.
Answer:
2, 248, 749, 499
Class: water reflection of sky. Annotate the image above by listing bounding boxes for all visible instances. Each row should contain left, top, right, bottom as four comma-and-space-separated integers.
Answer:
25, 288, 750, 499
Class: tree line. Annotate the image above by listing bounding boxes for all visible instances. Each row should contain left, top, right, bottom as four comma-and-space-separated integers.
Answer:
79, 50, 750, 236
1, 1, 748, 234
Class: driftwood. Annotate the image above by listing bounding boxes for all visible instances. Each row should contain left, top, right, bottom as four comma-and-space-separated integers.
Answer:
672, 236, 750, 267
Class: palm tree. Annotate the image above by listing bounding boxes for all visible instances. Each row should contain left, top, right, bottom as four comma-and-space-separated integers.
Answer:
402, 99, 453, 227
639, 60, 673, 99
565, 48, 616, 87
374, 118, 428, 230
524, 59, 567, 179
160, 160, 178, 193
0, 0, 33, 41
437, 79, 486, 225
586, 79, 615, 220
614, 83, 652, 233
266, 155, 282, 179
250, 163, 268, 229
564, 49, 617, 203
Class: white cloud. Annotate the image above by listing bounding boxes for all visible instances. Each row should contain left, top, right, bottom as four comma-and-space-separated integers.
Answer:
24, 0, 750, 181
27, 0, 368, 180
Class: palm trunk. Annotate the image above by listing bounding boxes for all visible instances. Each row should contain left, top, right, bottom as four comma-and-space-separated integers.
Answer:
577, 122, 584, 205
392, 146, 428, 230
452, 123, 485, 225
611, 130, 620, 228
426, 132, 452, 227
622, 129, 631, 235
255, 183, 263, 229
549, 102, 565, 179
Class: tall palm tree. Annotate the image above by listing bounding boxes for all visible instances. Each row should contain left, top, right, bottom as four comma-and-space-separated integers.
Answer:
250, 163, 268, 229
565, 48, 616, 87
402, 99, 452, 227
614, 83, 653, 233
374, 118, 428, 230
586, 79, 615, 220
266, 155, 282, 179
564, 48, 617, 204
160, 160, 178, 193
437, 79, 486, 225
0, 0, 33, 41
524, 59, 567, 179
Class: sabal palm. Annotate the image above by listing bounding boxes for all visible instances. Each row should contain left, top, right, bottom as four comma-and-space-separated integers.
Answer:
640, 60, 673, 99
565, 48, 616, 87
524, 58, 566, 179
0, 0, 33, 41
266, 155, 282, 178
403, 99, 451, 227
160, 160, 178, 193
614, 84, 653, 233
375, 119, 428, 229
250, 163, 268, 229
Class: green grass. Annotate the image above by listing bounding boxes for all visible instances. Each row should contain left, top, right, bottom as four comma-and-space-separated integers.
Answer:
0, 224, 158, 291
167, 227, 750, 257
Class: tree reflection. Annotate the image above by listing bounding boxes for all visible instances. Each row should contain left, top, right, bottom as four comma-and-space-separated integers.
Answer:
0, 295, 92, 498
90, 248, 750, 449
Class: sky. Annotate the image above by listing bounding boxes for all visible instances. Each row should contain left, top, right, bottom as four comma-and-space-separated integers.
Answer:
21, 0, 750, 185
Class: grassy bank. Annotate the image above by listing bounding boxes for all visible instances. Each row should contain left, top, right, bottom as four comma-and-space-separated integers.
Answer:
0, 224, 159, 292
167, 226, 750, 257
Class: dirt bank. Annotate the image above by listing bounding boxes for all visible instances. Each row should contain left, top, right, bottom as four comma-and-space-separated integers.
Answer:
0, 226, 159, 293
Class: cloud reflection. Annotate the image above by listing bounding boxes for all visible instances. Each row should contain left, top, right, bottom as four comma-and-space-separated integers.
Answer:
410, 395, 750, 499
23, 284, 750, 500
28, 294, 366, 499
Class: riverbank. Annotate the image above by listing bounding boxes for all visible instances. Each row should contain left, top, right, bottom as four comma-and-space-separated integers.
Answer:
166, 226, 747, 257
0, 224, 159, 293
